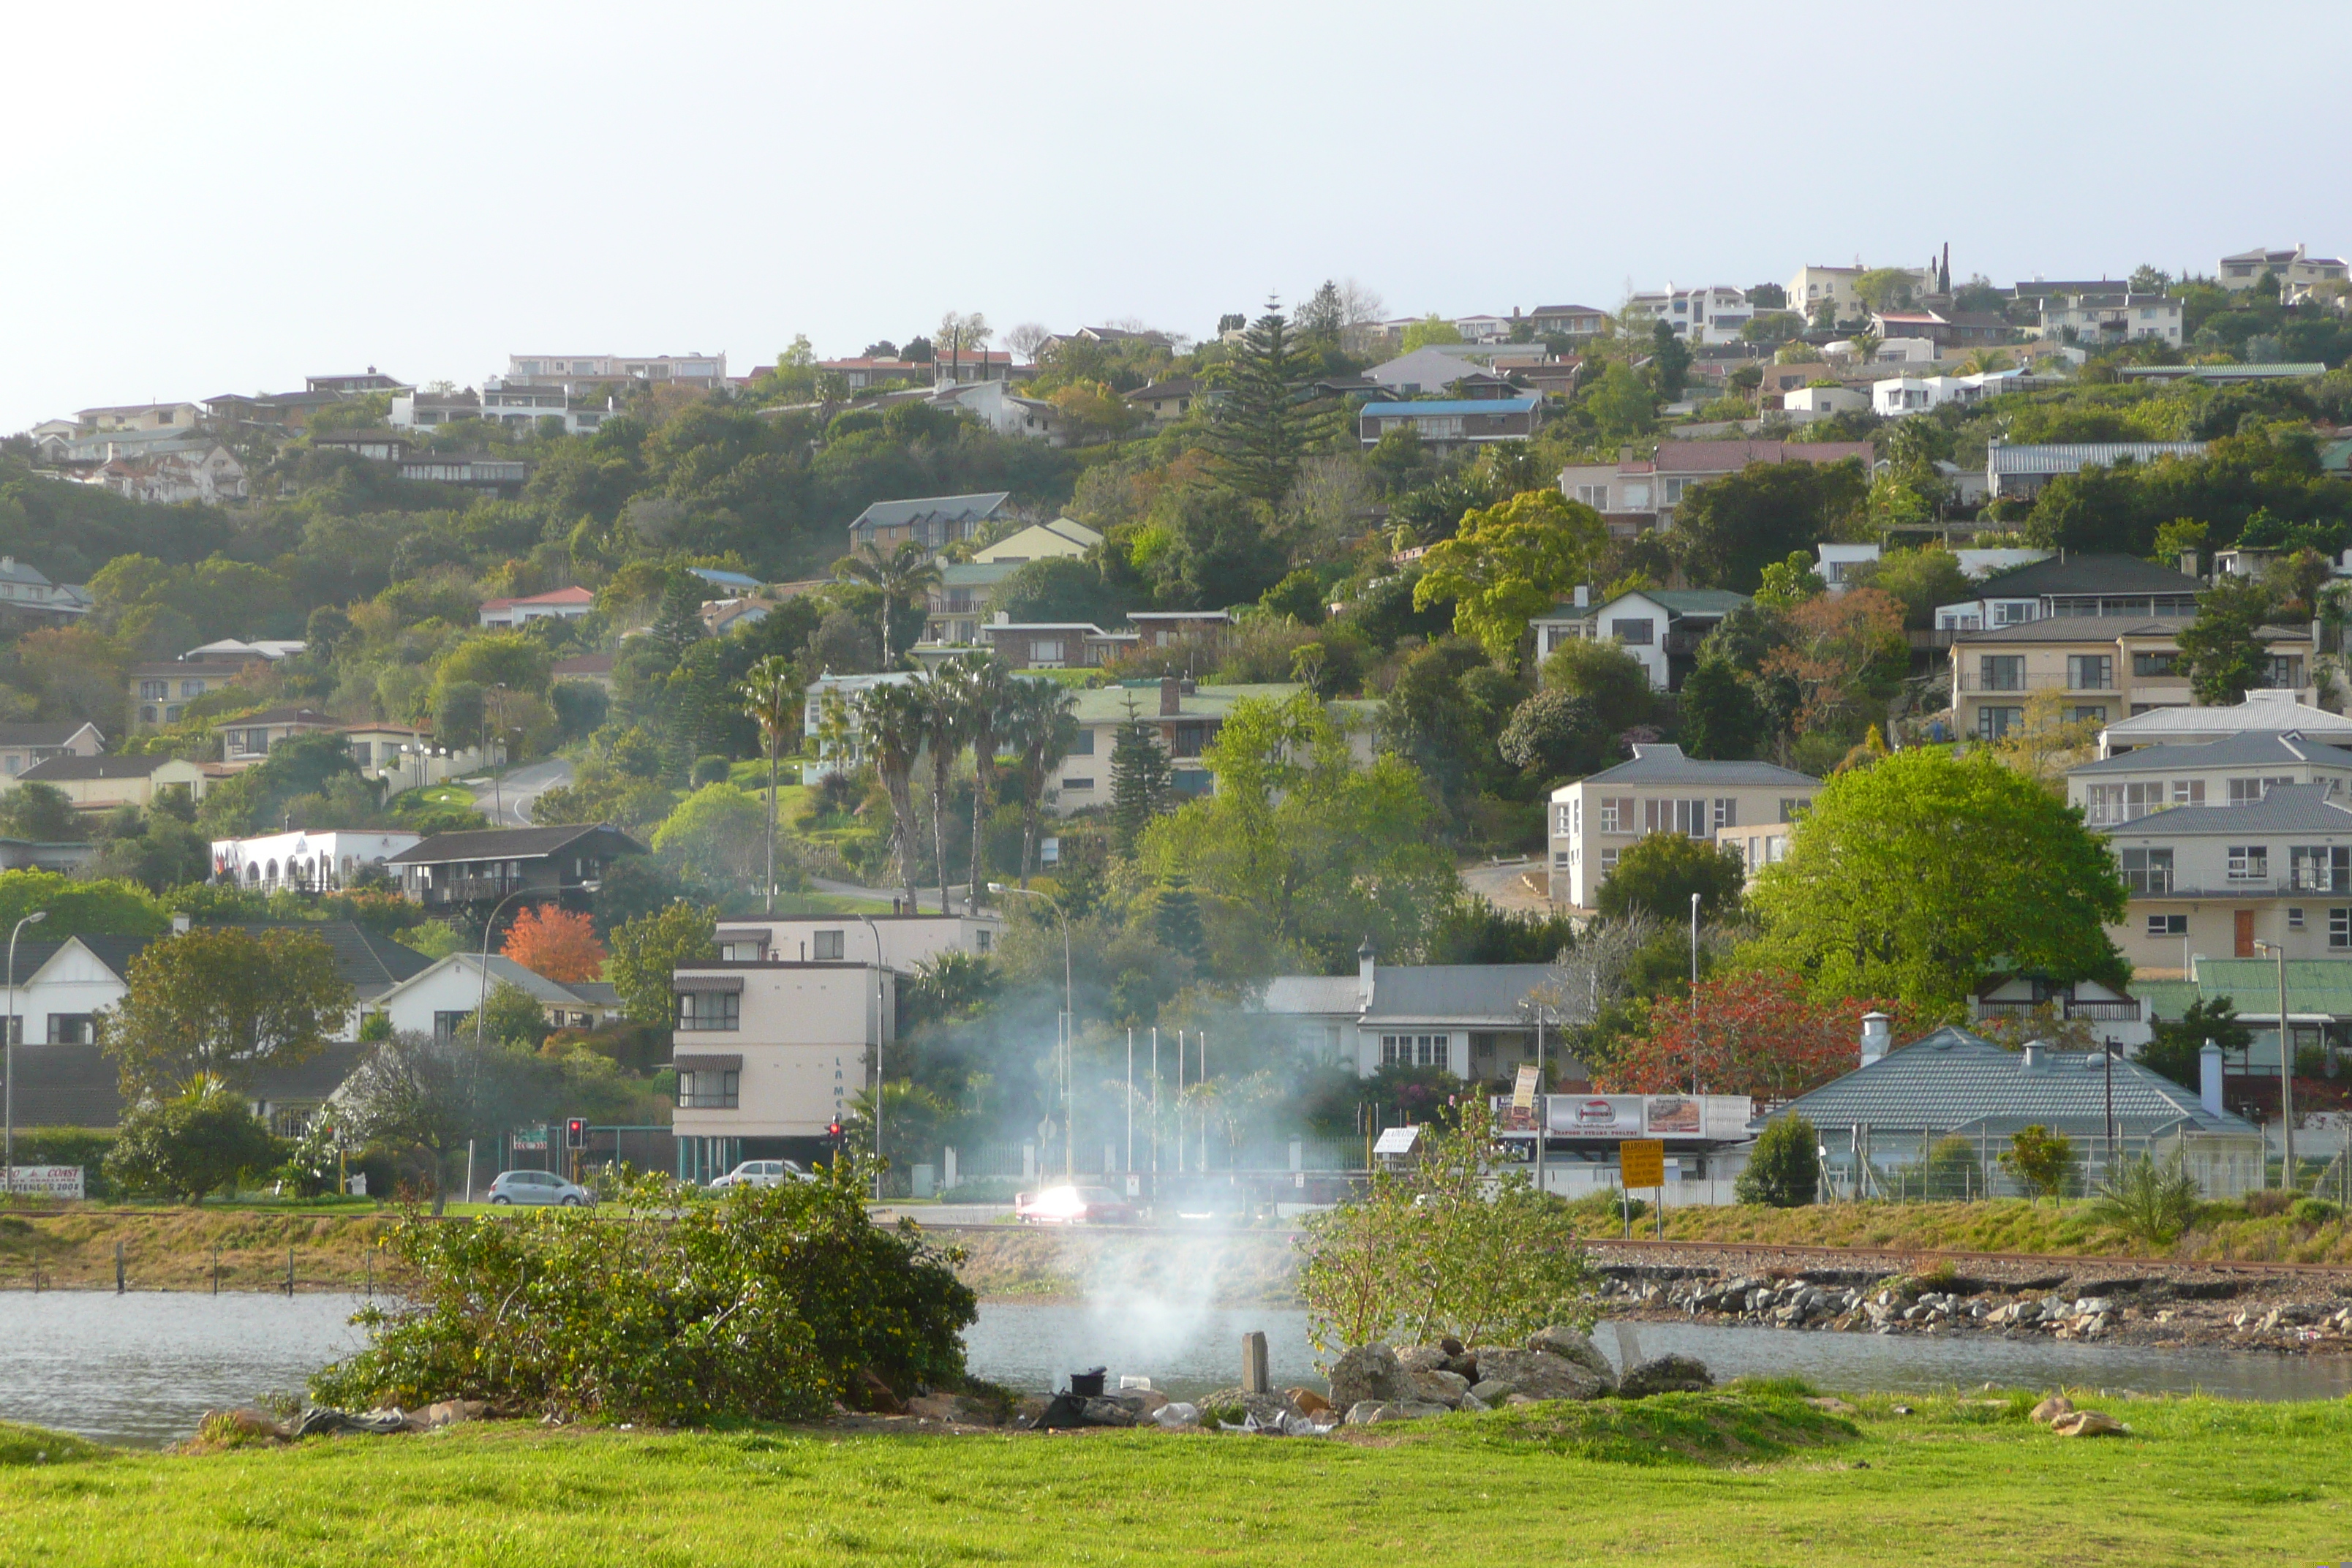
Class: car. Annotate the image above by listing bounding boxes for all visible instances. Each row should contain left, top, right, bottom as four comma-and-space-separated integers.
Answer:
486, 1169, 595, 1207
709, 1158, 813, 1191
1155, 1180, 1253, 1226
1014, 1185, 1141, 1225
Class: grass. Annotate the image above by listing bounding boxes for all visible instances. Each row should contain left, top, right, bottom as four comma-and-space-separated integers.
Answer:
388, 784, 475, 810
1646, 1195, 2352, 1264
2, 1392, 2348, 1564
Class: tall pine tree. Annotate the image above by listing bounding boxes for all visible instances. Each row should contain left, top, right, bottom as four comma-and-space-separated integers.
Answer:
1207, 298, 1330, 505
1109, 701, 1172, 856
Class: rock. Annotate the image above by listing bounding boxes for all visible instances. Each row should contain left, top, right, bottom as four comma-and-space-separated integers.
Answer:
1079, 1397, 1138, 1427
1616, 1355, 1714, 1399
2028, 1395, 2075, 1425
1328, 1343, 1412, 1411
1804, 1397, 1858, 1415
1394, 1344, 1449, 1376
1409, 1370, 1472, 1408
1131, 1389, 1170, 1416
1470, 1347, 1609, 1402
207, 1408, 287, 1440
1395, 1400, 1450, 1419
2073, 1297, 2113, 1318
421, 1400, 487, 1428
1469, 1379, 1518, 1404
1285, 1387, 1332, 1417
1460, 1392, 1488, 1411
2051, 1410, 2125, 1437
1343, 1401, 1394, 1425
1525, 1325, 1616, 1383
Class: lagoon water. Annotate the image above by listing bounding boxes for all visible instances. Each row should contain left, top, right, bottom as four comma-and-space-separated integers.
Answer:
6, 1292, 2351, 1449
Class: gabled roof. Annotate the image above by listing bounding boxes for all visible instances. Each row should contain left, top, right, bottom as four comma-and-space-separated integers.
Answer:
19, 755, 189, 783
1259, 975, 1361, 1016
385, 823, 645, 865
848, 492, 1011, 532
2070, 731, 2352, 777
1571, 742, 1819, 790
686, 568, 763, 590
377, 951, 606, 1009
0, 721, 102, 748
213, 921, 436, 998
1986, 441, 2205, 475
1967, 552, 2204, 599
2104, 695, 2352, 742
480, 586, 595, 612
1126, 378, 1201, 401
1365, 963, 1569, 1025
2096, 782, 2352, 836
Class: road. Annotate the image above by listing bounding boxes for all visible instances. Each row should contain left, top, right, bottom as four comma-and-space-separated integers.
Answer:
471, 758, 573, 826
1457, 856, 1555, 915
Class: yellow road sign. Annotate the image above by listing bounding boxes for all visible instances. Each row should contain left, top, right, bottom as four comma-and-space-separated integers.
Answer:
1619, 1138, 1665, 1189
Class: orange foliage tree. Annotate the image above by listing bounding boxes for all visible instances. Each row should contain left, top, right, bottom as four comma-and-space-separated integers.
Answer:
1760, 586, 1904, 737
1602, 968, 1931, 1101
499, 903, 607, 983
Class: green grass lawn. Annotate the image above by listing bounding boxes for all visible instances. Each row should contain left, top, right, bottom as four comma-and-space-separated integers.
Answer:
3, 1390, 2346, 1565
387, 784, 475, 811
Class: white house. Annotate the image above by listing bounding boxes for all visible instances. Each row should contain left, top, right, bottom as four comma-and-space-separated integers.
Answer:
2038, 290, 2182, 348
709, 913, 1002, 968
1549, 745, 1822, 909
2097, 784, 2352, 970
1816, 543, 1880, 592
1621, 286, 1751, 344
1932, 552, 2204, 633
369, 952, 622, 1041
1872, 368, 2024, 418
1784, 384, 1868, 415
210, 829, 422, 892
1985, 440, 2207, 502
478, 586, 595, 627
2099, 693, 2352, 757
1256, 941, 1585, 1085
930, 380, 1066, 445
1527, 589, 1749, 690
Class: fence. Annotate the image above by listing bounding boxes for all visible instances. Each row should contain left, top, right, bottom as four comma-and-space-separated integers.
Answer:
943, 1137, 1365, 1187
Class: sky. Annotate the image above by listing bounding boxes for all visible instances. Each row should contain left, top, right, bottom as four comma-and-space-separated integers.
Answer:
2, 0, 2345, 434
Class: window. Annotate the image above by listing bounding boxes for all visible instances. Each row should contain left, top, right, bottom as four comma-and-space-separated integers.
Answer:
975, 927, 991, 953
1992, 602, 2035, 626
2066, 655, 2113, 690
2133, 649, 2180, 678
139, 680, 167, 701
2291, 908, 2307, 930
1613, 618, 1655, 646
1028, 638, 1064, 663
2228, 845, 2269, 882
180, 679, 204, 698
2119, 847, 2174, 894
718, 941, 764, 962
45, 1014, 93, 1045
2266, 655, 2305, 690
1599, 799, 1624, 832
2291, 846, 2350, 892
1979, 655, 2025, 691
1575, 485, 1608, 508
1598, 848, 1620, 876
2146, 913, 2188, 938
432, 1010, 470, 1043
1779, 797, 1809, 823
1060, 777, 1096, 791
676, 990, 740, 1031
812, 930, 845, 961
1977, 706, 2024, 740
1381, 1033, 1449, 1068
1068, 728, 1096, 755
2334, 909, 2352, 950
1712, 797, 1737, 829
676, 1069, 740, 1109
2173, 780, 2206, 807
2230, 777, 2293, 806
2070, 706, 2108, 724
1643, 798, 1711, 838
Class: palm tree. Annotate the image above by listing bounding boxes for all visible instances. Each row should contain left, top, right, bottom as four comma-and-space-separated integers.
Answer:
1002, 677, 1079, 882
913, 662, 971, 915
853, 681, 927, 913
1847, 331, 1882, 364
1958, 348, 2013, 376
960, 655, 1018, 911
834, 540, 942, 666
738, 655, 801, 916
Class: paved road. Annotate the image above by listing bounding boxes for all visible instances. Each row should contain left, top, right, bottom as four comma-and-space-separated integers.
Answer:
1457, 857, 1555, 915
472, 758, 573, 826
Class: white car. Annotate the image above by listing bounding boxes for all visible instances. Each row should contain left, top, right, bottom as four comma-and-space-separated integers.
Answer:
486, 1169, 595, 1207
709, 1158, 812, 1191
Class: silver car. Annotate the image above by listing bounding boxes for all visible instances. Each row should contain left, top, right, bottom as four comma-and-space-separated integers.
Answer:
709, 1158, 811, 1191
486, 1169, 595, 1206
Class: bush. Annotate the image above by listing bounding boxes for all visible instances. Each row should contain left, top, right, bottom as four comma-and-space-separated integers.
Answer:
691, 754, 732, 786
2293, 1197, 2342, 1225
2001, 1125, 2078, 1202
2087, 1153, 2199, 1250
309, 1164, 976, 1424
1735, 1115, 1818, 1207
2244, 1189, 2295, 1218
104, 1086, 284, 1204
7, 1128, 117, 1199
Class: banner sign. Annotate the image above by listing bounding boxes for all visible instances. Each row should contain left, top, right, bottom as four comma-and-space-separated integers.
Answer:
1511, 1065, 1539, 1109
1645, 1096, 1703, 1136
1548, 1096, 1645, 1137
4, 1166, 83, 1199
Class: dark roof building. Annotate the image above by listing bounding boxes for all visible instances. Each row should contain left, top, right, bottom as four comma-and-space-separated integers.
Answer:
846, 492, 1012, 554
387, 823, 646, 909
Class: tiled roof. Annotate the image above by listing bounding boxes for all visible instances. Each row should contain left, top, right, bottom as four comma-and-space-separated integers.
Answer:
848, 492, 1011, 532
1365, 963, 1572, 1025
1575, 743, 1819, 790
211, 707, 337, 728
214, 921, 435, 998
387, 823, 644, 864
1955, 617, 2193, 643
2095, 783, 2352, 835
1969, 553, 2204, 598
2070, 732, 2352, 776
0, 722, 99, 747
2104, 696, 2352, 740
20, 755, 184, 782
1259, 975, 1360, 1015
1772, 1026, 2255, 1137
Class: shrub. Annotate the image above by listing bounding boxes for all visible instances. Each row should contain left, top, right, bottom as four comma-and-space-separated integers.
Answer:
1735, 1115, 1819, 1207
310, 1164, 976, 1425
692, 754, 732, 786
104, 1085, 284, 1204
2244, 1189, 2295, 1218
2087, 1154, 2199, 1250
2000, 1125, 2078, 1202
2293, 1197, 2342, 1226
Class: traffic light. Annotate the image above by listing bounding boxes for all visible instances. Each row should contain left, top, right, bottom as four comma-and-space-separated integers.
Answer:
566, 1117, 587, 1149
827, 1120, 843, 1142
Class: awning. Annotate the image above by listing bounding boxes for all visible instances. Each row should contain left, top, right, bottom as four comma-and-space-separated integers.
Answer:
672, 976, 744, 994
714, 928, 772, 944
673, 1054, 743, 1073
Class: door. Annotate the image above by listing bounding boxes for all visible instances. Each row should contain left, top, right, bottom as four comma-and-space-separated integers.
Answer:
2235, 910, 2256, 958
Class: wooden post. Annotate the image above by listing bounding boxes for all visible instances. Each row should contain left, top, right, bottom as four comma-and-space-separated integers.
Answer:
1240, 1332, 1270, 1395
286, 1245, 295, 1298
114, 1240, 124, 1294
211, 1243, 219, 1296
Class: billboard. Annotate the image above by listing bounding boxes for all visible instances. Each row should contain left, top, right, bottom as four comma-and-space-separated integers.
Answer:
3, 1166, 83, 1199
1548, 1096, 1645, 1137
1645, 1096, 1703, 1136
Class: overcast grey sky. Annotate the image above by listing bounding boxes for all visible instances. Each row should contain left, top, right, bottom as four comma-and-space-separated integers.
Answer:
3, 1, 2343, 433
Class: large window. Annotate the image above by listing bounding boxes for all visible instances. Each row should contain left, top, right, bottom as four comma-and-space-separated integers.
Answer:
2231, 777, 2294, 806
45, 1014, 94, 1045
1978, 655, 2025, 691
2334, 909, 2352, 951
1381, 1033, 1449, 1068
675, 990, 741, 1031
2132, 650, 2180, 677
2146, 913, 2188, 938
2228, 845, 2269, 883
2291, 846, 2350, 892
1642, 798, 1712, 838
813, 930, 845, 961
2119, 848, 2174, 894
1976, 706, 2024, 741
676, 1068, 740, 1109
1613, 618, 1655, 647
2067, 655, 2114, 690
2087, 780, 2198, 826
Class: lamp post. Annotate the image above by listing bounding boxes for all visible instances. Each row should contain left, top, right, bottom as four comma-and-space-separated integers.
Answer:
993, 882, 1072, 1180
2256, 939, 2296, 1188
858, 912, 882, 1199
472, 888, 539, 1058
4, 910, 48, 1199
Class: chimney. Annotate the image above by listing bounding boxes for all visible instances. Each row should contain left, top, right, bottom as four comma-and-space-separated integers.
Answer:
1573, 584, 1590, 609
171, 913, 191, 934
1357, 937, 1376, 1012
2020, 1042, 2043, 1074
2200, 1042, 2225, 1117
1859, 1011, 1891, 1066
1159, 676, 1181, 717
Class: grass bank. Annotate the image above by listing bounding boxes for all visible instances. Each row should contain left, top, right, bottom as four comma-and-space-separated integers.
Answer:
0, 1207, 399, 1291
3, 1390, 2347, 1565
1643, 1195, 2352, 1264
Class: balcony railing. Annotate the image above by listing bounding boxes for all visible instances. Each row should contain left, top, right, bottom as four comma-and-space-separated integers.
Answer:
1977, 998, 2142, 1022
2125, 877, 2352, 900
1954, 671, 2118, 693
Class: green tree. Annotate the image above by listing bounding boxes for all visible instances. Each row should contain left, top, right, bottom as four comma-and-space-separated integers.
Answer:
1002, 677, 1079, 881
959, 656, 1018, 908
2176, 576, 2275, 704
1539, 638, 1653, 734
0, 782, 83, 843
1496, 689, 1607, 780
1672, 459, 1871, 592
1851, 268, 1918, 313
1753, 550, 1826, 609
1748, 747, 2129, 1012
1584, 363, 1655, 440
1400, 314, 1465, 353
854, 680, 930, 911
606, 900, 717, 1026
2088, 1153, 2199, 1248
915, 663, 973, 915
1597, 833, 1746, 924
651, 783, 769, 889
1207, 298, 1327, 506
2002, 1124, 2078, 1202
2140, 996, 2253, 1089
103, 1083, 284, 1205
333, 1025, 535, 1215
1108, 698, 1172, 856
833, 542, 942, 667
1412, 490, 1608, 660
1650, 320, 1692, 401
738, 655, 800, 915
1851, 546, 1972, 629
99, 928, 352, 1097
1734, 1114, 1820, 1207
1677, 655, 1763, 760
1259, 568, 1327, 625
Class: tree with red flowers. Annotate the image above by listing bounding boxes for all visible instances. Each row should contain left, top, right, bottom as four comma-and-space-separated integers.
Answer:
498, 903, 607, 984
1605, 968, 1924, 1101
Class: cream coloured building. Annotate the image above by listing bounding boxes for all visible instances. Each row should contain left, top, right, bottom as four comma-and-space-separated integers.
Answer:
1548, 745, 1821, 909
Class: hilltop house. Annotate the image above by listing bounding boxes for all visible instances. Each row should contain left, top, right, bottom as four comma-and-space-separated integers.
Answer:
846, 492, 1013, 557
1528, 589, 1749, 689
1548, 745, 1822, 909
386, 824, 646, 911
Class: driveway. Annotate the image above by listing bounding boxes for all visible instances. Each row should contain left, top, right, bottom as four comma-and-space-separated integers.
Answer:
472, 758, 573, 826
1457, 856, 1556, 915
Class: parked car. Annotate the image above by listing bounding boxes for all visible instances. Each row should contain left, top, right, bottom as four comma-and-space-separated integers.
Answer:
709, 1158, 812, 1191
1155, 1180, 1252, 1226
486, 1169, 595, 1207
1014, 1185, 1141, 1225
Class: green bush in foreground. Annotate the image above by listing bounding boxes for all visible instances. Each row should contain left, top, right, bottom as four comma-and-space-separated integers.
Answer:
311, 1162, 976, 1425
1735, 1115, 1818, 1207
2089, 1153, 2199, 1249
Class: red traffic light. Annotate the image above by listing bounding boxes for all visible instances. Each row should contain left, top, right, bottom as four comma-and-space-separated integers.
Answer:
827, 1121, 843, 1139
566, 1118, 587, 1147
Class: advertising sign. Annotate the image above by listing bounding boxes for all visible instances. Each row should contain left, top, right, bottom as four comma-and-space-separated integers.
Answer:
3, 1166, 83, 1199
1645, 1096, 1703, 1136
1618, 1139, 1665, 1189
1548, 1096, 1645, 1137
1511, 1064, 1540, 1109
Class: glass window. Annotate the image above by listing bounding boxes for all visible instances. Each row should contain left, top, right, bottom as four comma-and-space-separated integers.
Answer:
2119, 848, 2174, 894
2132, 649, 2179, 677
813, 930, 845, 961
2291, 846, 2350, 892
1060, 777, 1096, 791
675, 990, 740, 1031
1977, 706, 2024, 740
2334, 909, 2352, 951
1068, 728, 1096, 755
1613, 618, 1654, 646
1979, 655, 2025, 691
2146, 913, 2187, 937
45, 1014, 94, 1044
676, 1069, 740, 1109
2228, 845, 2269, 882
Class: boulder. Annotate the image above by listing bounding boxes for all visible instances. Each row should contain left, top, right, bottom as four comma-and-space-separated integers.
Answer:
1525, 1326, 1616, 1384
1394, 1344, 1449, 1376
421, 1400, 488, 1428
1616, 1355, 1714, 1399
1328, 1343, 1412, 1411
2028, 1395, 2075, 1425
1395, 1401, 1450, 1420
1470, 1347, 1608, 1403
1409, 1370, 1473, 1409
1343, 1401, 1395, 1425
1203, 1388, 1297, 1427
2051, 1410, 2125, 1437
1469, 1379, 1518, 1404
1078, 1397, 1138, 1428
1286, 1387, 1333, 1418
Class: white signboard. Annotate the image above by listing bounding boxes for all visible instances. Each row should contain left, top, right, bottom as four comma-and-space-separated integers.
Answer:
1548, 1096, 1645, 1137
4, 1166, 83, 1199
1372, 1126, 1422, 1156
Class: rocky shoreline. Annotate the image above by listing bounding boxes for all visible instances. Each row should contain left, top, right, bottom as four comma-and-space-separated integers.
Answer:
1588, 1244, 2352, 1354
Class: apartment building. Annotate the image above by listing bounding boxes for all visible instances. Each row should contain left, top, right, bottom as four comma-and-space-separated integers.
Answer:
1953, 619, 2315, 742
1557, 440, 1872, 534
505, 353, 727, 389
1933, 552, 2206, 633
845, 491, 1013, 557
2099, 785, 2352, 968
2070, 733, 2352, 831
1620, 286, 1751, 344
2038, 290, 2183, 348
1548, 745, 1821, 909
2220, 244, 2348, 298
1787, 264, 1929, 324
668, 957, 894, 1182
1357, 396, 1544, 451
1526, 589, 1749, 689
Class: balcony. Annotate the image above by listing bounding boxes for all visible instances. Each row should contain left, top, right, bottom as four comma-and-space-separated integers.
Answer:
1955, 671, 2119, 693
2125, 878, 2352, 900
1977, 998, 2142, 1022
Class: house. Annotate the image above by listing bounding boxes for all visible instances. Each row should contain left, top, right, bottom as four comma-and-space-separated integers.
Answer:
129, 657, 267, 731
10, 754, 210, 811
82, 445, 247, 506
1556, 440, 1874, 533
700, 598, 771, 636
2134, 960, 2352, 1101
306, 370, 408, 396
970, 616, 1136, 671
922, 562, 1023, 646
210, 829, 423, 892
2038, 291, 2183, 349
1128, 610, 1232, 650
1816, 544, 1880, 592
1768, 1024, 2263, 1199
369, 952, 624, 1041
667, 954, 896, 1180
337, 723, 488, 788
1256, 940, 1587, 1085
2099, 693, 2352, 756
1950, 618, 2314, 742
478, 585, 595, 627
930, 380, 1065, 444
187, 638, 304, 663
1752, 362, 1839, 403
1528, 304, 1609, 339
1786, 264, 1930, 323
1048, 679, 1357, 813
1126, 379, 1205, 425
310, 431, 412, 464
2220, 244, 2349, 298
505, 353, 727, 390
686, 567, 764, 594
385, 823, 647, 911
397, 453, 529, 495
711, 913, 1003, 968
1547, 744, 1822, 910
1365, 345, 1518, 396
1357, 396, 1543, 451
0, 722, 103, 779
478, 380, 616, 434
1872, 369, 2025, 417
1784, 385, 1869, 416
200, 389, 347, 434
1529, 589, 1749, 689
1932, 552, 2206, 632
212, 706, 341, 766
1620, 285, 1750, 344
2070, 733, 2352, 829
846, 491, 1012, 557
388, 388, 483, 426
551, 652, 617, 691
973, 518, 1100, 565
2115, 363, 2330, 387
2093, 782, 2352, 968
71, 402, 208, 435
1040, 325, 1173, 355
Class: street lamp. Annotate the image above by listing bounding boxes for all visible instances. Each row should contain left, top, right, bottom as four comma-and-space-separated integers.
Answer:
993, 882, 1073, 1180
4, 910, 47, 1199
856, 912, 883, 1199
2255, 939, 2296, 1189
